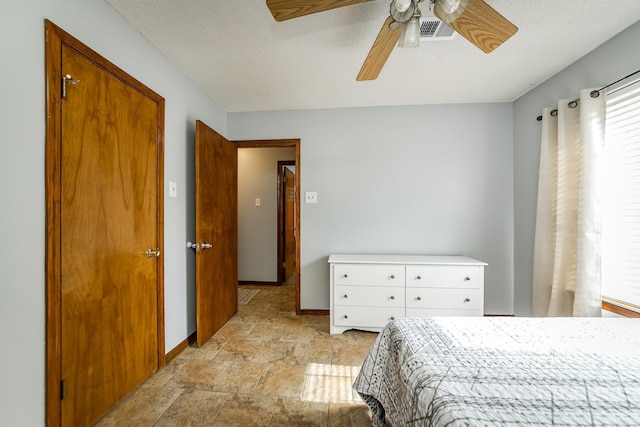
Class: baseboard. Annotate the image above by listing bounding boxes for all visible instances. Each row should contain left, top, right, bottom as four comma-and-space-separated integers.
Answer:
484, 314, 515, 317
300, 309, 329, 315
238, 281, 278, 286
165, 332, 197, 363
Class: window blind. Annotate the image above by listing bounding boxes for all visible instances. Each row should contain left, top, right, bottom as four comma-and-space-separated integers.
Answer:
602, 83, 640, 310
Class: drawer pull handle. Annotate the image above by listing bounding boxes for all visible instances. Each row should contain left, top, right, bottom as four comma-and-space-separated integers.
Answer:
416, 275, 422, 280
416, 296, 422, 301
390, 316, 395, 321
344, 315, 349, 319
464, 298, 471, 302
343, 274, 349, 278
390, 296, 395, 300
390, 275, 395, 279
464, 276, 471, 281
344, 294, 348, 298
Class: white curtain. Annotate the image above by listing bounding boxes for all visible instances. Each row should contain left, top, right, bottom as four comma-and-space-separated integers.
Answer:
532, 89, 606, 317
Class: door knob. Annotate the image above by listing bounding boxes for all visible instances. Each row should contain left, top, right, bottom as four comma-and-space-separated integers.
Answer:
146, 248, 160, 258
201, 242, 213, 249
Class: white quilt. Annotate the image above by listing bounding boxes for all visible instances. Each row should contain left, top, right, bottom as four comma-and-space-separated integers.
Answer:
353, 317, 640, 426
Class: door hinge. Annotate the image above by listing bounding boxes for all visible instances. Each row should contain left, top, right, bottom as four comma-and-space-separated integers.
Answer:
60, 379, 66, 400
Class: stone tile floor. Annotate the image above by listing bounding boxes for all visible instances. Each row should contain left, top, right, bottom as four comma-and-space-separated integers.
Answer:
95, 281, 378, 426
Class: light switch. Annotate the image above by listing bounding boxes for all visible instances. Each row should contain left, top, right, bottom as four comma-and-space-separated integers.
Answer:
305, 192, 318, 204
255, 198, 261, 207
169, 181, 177, 198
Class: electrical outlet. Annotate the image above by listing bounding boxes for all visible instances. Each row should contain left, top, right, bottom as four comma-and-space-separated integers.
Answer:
305, 192, 318, 204
169, 181, 177, 198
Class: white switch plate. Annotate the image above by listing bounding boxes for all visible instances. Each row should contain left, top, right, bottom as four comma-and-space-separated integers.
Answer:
169, 181, 177, 198
305, 192, 318, 204
255, 198, 261, 207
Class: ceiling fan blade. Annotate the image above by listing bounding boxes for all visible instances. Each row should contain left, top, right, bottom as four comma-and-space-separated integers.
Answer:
266, 0, 374, 22
435, 0, 518, 53
357, 16, 402, 81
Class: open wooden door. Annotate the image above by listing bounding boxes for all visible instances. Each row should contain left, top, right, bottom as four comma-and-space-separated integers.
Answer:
195, 120, 238, 346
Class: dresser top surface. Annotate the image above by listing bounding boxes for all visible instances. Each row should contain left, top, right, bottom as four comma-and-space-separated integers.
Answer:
328, 254, 487, 266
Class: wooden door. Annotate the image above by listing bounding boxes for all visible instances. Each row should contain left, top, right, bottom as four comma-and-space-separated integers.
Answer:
195, 120, 238, 346
285, 167, 296, 280
54, 38, 164, 426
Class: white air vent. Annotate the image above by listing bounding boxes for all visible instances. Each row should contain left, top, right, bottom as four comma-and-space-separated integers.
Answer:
420, 17, 456, 41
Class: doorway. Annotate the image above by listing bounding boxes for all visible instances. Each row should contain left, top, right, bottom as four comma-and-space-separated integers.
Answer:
45, 21, 165, 426
234, 139, 301, 314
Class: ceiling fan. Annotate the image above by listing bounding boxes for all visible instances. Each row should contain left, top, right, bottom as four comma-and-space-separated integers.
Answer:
265, 0, 518, 81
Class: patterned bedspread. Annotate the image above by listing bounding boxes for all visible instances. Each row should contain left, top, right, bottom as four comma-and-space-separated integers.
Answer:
353, 317, 640, 427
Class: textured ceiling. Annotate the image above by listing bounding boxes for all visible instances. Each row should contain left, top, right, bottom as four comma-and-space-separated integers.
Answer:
104, 0, 640, 113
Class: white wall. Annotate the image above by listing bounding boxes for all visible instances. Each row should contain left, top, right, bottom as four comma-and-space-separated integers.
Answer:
513, 21, 640, 316
229, 104, 515, 313
238, 147, 296, 282
0, 1, 227, 425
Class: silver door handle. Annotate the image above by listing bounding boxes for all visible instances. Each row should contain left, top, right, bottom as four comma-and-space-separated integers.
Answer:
187, 241, 213, 250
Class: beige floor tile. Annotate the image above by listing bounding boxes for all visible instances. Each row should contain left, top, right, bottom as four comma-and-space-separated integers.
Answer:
280, 324, 320, 342
291, 341, 333, 366
212, 393, 279, 427
163, 359, 227, 390
142, 358, 186, 387
153, 389, 229, 426
215, 338, 262, 362
246, 323, 286, 341
328, 401, 373, 427
269, 397, 329, 426
206, 361, 267, 394
178, 338, 228, 360
331, 342, 373, 367
213, 321, 256, 339
254, 363, 307, 397
95, 386, 183, 426
252, 340, 297, 364
301, 374, 355, 402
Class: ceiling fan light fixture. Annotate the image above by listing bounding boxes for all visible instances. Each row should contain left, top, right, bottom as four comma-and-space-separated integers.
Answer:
394, 0, 412, 13
390, 0, 416, 23
398, 8, 422, 48
433, 0, 467, 24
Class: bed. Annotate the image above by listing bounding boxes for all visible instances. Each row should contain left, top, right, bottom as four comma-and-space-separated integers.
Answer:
353, 317, 640, 426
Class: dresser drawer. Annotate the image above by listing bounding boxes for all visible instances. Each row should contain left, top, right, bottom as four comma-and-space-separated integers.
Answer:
333, 306, 404, 328
333, 264, 405, 287
406, 308, 483, 317
406, 265, 483, 288
406, 287, 482, 310
334, 286, 404, 308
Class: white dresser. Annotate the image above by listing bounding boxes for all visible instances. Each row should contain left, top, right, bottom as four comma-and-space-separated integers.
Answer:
328, 254, 487, 334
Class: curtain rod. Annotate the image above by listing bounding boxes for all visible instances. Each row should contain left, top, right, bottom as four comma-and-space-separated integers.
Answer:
536, 68, 640, 121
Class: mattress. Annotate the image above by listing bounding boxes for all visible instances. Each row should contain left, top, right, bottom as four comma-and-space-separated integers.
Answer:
353, 317, 640, 426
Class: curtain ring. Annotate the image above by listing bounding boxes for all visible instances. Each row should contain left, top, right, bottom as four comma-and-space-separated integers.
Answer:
590, 90, 600, 98
550, 109, 558, 117
568, 100, 578, 108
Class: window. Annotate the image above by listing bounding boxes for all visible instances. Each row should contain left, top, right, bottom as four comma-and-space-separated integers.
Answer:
602, 83, 640, 312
